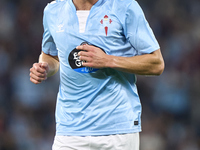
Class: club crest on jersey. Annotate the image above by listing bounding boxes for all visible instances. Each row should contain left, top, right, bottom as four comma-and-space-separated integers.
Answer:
100, 15, 112, 36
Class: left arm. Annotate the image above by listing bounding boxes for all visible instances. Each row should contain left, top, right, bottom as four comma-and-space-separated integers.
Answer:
77, 44, 164, 76
77, 2, 165, 75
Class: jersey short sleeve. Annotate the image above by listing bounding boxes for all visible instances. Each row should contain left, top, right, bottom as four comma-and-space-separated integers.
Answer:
125, 1, 160, 55
42, 5, 58, 56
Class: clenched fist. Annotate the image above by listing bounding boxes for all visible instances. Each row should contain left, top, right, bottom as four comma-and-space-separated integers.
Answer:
30, 62, 49, 84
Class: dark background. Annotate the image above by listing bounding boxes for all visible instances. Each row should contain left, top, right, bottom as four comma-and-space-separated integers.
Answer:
0, 0, 200, 149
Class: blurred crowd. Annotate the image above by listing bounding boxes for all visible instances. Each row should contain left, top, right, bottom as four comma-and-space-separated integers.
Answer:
0, 0, 200, 149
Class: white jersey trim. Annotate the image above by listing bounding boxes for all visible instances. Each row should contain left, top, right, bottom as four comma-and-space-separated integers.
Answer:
76, 10, 90, 33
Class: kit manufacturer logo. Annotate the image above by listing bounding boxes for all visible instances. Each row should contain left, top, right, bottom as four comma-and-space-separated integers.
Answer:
56, 24, 64, 33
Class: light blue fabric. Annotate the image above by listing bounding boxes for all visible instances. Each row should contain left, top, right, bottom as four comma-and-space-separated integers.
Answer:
42, 0, 159, 136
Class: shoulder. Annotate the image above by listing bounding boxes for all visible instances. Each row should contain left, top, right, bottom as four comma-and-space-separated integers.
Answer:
112, 0, 142, 11
111, 0, 137, 7
43, 0, 66, 15
112, 0, 144, 18
107, 0, 138, 23
108, 0, 141, 16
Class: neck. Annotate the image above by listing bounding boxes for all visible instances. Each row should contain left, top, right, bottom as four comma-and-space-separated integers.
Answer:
73, 0, 98, 10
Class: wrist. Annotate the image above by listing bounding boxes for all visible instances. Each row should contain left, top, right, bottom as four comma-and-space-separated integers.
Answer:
105, 55, 116, 69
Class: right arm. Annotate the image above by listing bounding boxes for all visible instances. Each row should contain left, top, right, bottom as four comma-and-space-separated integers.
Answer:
39, 51, 59, 77
30, 4, 59, 84
30, 52, 59, 84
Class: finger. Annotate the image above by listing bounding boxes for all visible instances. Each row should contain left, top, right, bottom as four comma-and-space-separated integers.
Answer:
78, 50, 95, 58
30, 76, 42, 84
79, 55, 92, 62
76, 44, 93, 52
30, 71, 47, 84
30, 72, 47, 82
41, 62, 48, 70
30, 67, 47, 78
82, 62, 95, 68
78, 51, 90, 57
33, 63, 47, 74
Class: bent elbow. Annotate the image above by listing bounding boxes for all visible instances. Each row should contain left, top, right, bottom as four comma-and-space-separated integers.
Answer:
154, 60, 165, 76
157, 64, 165, 75
150, 49, 165, 75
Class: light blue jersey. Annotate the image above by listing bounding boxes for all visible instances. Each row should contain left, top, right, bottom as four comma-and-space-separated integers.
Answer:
42, 0, 160, 136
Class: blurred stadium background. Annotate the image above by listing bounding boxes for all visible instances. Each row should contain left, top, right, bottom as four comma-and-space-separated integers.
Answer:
0, 0, 200, 149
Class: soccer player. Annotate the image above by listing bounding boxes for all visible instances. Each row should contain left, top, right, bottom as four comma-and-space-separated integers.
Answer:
30, 0, 164, 149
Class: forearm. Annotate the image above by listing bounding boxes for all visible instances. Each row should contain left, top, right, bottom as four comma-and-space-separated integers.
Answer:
39, 52, 60, 77
107, 49, 164, 75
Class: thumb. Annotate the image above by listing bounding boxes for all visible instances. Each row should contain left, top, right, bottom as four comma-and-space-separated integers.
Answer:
40, 62, 49, 71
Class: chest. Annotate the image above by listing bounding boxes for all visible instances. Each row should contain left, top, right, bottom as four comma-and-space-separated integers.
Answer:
50, 6, 125, 49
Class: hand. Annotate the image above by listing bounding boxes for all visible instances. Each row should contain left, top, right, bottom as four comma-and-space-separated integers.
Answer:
76, 44, 110, 68
30, 62, 49, 84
